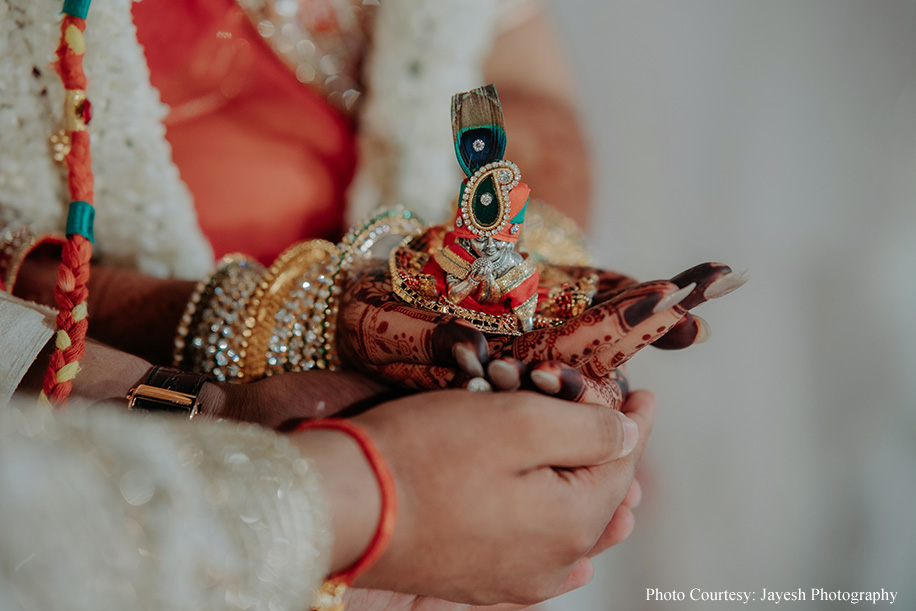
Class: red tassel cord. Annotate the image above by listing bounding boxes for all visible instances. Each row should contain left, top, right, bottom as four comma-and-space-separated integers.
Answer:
40, 13, 95, 407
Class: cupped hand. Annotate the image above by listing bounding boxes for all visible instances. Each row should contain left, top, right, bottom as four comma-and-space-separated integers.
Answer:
336, 258, 745, 391
338, 388, 656, 605
342, 473, 644, 611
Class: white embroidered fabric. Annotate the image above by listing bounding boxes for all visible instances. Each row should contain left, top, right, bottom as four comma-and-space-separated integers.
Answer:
0, 401, 332, 611
0, 0, 213, 279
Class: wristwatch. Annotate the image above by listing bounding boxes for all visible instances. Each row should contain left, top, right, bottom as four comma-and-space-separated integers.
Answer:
126, 366, 211, 419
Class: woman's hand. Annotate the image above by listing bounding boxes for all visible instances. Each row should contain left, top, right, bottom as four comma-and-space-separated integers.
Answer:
493, 262, 747, 379
301, 389, 656, 605
336, 259, 745, 390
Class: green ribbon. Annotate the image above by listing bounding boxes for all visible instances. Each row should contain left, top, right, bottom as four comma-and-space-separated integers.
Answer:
66, 200, 95, 243
62, 0, 91, 19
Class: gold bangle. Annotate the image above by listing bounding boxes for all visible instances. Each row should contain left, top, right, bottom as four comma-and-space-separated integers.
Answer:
239, 239, 339, 380
238, 208, 425, 380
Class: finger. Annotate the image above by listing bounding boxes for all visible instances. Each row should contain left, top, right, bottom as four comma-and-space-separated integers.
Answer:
617, 390, 657, 465
621, 477, 642, 509
507, 280, 686, 376
579, 285, 694, 377
527, 361, 625, 410
668, 263, 749, 310
509, 263, 747, 377
518, 396, 640, 467
651, 313, 710, 350
583, 263, 744, 369
587, 505, 635, 558
486, 358, 526, 391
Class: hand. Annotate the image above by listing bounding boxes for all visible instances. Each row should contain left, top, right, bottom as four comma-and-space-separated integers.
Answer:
336, 258, 745, 390
300, 388, 655, 605
336, 261, 491, 390
342, 474, 645, 611
491, 262, 748, 379
485, 358, 630, 410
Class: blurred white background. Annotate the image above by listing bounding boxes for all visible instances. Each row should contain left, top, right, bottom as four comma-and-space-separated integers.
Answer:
547, 1, 916, 609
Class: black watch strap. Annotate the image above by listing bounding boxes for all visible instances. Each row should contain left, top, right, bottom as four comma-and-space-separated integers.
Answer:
126, 366, 211, 419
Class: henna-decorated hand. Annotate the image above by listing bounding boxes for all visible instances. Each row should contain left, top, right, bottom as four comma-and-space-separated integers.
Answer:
494, 262, 748, 379
336, 259, 745, 391
336, 261, 492, 390
485, 358, 630, 410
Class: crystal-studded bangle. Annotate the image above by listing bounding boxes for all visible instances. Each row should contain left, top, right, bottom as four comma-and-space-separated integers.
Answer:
239, 239, 340, 380
173, 254, 265, 381
237, 208, 424, 381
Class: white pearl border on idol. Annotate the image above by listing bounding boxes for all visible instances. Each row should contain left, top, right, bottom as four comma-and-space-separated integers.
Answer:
458, 160, 521, 237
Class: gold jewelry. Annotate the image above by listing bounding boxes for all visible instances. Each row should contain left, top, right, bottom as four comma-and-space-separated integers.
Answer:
240, 239, 339, 380
236, 208, 425, 380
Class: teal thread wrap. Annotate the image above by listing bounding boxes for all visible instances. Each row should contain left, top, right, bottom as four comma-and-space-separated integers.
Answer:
62, 0, 91, 19
66, 200, 95, 243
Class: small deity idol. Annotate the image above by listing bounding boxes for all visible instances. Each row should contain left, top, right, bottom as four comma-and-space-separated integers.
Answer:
420, 85, 540, 331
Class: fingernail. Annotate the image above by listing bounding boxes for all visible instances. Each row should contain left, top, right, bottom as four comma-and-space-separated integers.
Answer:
694, 315, 710, 344
617, 412, 638, 458
652, 283, 695, 314
704, 268, 749, 300
488, 359, 521, 390
453, 343, 485, 378
466, 377, 492, 392
530, 370, 561, 395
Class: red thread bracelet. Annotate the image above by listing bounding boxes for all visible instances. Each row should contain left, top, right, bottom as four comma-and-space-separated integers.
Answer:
296, 418, 397, 596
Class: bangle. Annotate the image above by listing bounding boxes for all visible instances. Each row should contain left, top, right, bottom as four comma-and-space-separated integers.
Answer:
239, 208, 424, 380
240, 239, 340, 380
172, 254, 265, 380
126, 366, 212, 419
295, 418, 397, 611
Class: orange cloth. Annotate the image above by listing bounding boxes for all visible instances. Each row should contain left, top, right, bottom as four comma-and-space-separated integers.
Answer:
132, 0, 357, 264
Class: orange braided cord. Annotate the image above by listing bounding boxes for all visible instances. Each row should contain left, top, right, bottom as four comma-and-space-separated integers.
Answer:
53, 16, 88, 90
41, 15, 94, 407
